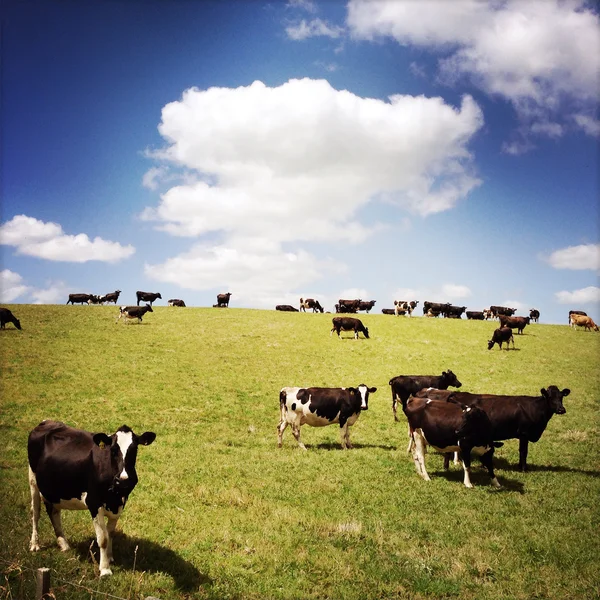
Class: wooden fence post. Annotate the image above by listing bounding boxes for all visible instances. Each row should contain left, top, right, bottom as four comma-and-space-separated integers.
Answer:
36, 567, 50, 600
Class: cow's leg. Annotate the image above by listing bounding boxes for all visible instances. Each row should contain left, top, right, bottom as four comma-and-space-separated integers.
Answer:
339, 419, 351, 449
291, 424, 306, 451
518, 438, 529, 471
460, 447, 474, 488
406, 423, 414, 453
277, 411, 288, 448
45, 501, 69, 551
392, 396, 399, 422
92, 507, 112, 576
29, 467, 41, 551
480, 449, 501, 488
412, 431, 430, 481
106, 513, 119, 564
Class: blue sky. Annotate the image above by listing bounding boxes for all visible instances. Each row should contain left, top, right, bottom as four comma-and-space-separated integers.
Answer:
2, 0, 599, 324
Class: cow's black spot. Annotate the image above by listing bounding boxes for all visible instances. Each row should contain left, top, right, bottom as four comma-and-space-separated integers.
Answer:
291, 403, 296, 411
297, 389, 310, 405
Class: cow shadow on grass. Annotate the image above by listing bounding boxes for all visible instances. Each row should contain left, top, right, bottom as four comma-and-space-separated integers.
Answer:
429, 467, 526, 493
73, 533, 211, 592
311, 441, 396, 451
493, 457, 600, 478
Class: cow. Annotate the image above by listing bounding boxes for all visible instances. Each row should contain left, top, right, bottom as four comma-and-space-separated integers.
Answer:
415, 385, 570, 471
489, 305, 517, 318
488, 326, 515, 350
568, 310, 587, 325
381, 308, 397, 315
28, 420, 156, 576
216, 292, 232, 308
389, 370, 462, 422
422, 301, 450, 316
66, 294, 93, 305
337, 299, 361, 313
116, 304, 153, 323
100, 290, 122, 304
483, 309, 493, 320
335, 303, 358, 313
466, 311, 485, 320
136, 291, 162, 306
570, 314, 599, 331
87, 295, 102, 305
425, 309, 441, 317
0, 307, 22, 330
444, 305, 467, 318
357, 300, 376, 313
394, 301, 414, 316
277, 384, 377, 450
331, 317, 369, 340
529, 309, 540, 323
276, 304, 299, 312
300, 298, 324, 313
404, 397, 501, 488
168, 299, 186, 307
499, 315, 530, 334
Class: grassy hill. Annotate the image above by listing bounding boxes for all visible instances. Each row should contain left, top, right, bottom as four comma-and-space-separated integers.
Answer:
1, 304, 599, 599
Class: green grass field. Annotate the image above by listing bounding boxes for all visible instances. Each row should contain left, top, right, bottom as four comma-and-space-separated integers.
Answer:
1, 304, 599, 600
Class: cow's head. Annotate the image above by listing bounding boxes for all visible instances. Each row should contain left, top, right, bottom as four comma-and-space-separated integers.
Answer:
93, 426, 156, 493
13, 317, 22, 330
541, 386, 569, 415
442, 370, 462, 388
363, 326, 370, 339
353, 385, 377, 410
145, 303, 154, 312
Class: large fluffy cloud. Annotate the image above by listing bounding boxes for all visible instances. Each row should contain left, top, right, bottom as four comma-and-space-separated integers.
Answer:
547, 243, 600, 271
347, 0, 600, 139
143, 78, 482, 301
0, 269, 31, 302
0, 215, 135, 263
555, 286, 600, 305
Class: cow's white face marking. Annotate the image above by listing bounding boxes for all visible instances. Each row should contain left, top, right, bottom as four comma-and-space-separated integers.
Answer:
115, 431, 133, 480
357, 385, 369, 409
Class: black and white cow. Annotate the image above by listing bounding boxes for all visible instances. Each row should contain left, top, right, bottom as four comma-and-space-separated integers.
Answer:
116, 304, 153, 323
67, 294, 93, 305
331, 316, 369, 339
168, 299, 186, 307
529, 309, 540, 323
300, 298, 324, 313
100, 290, 122, 304
357, 300, 376, 313
404, 397, 501, 488
277, 385, 377, 449
0, 307, 22, 330
136, 291, 162, 306
28, 420, 156, 576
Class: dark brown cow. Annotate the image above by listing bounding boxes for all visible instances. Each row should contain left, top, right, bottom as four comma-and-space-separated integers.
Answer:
136, 291, 162, 306
499, 315, 530, 334
404, 397, 501, 488
0, 307, 22, 330
276, 305, 299, 312
357, 300, 376, 313
489, 305, 517, 318
415, 386, 570, 471
216, 292, 232, 307
331, 317, 369, 339
337, 299, 361, 313
466, 311, 485, 320
488, 326, 515, 350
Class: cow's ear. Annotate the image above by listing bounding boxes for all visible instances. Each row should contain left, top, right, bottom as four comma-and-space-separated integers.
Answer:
138, 432, 156, 446
540, 388, 547, 397
93, 433, 112, 448
369, 387, 377, 393
561, 388, 571, 397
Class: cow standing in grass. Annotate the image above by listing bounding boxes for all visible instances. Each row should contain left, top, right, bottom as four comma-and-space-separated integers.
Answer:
0, 307, 22, 330
331, 317, 369, 339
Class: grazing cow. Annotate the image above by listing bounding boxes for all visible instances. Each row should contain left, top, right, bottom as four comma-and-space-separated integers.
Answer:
28, 420, 155, 576
276, 305, 299, 312
529, 309, 540, 323
0, 307, 22, 330
499, 315, 530, 334
570, 314, 599, 331
67, 293, 93, 305
404, 397, 501, 488
299, 298, 324, 313
388, 370, 462, 422
381, 308, 397, 315
100, 290, 122, 304
337, 299, 361, 313
116, 304, 153, 323
444, 305, 467, 318
488, 326, 515, 350
136, 291, 162, 306
277, 384, 377, 450
87, 295, 102, 305
357, 300, 376, 313
422, 301, 450, 316
466, 311, 485, 320
489, 305, 517, 318
168, 299, 186, 307
216, 292, 232, 308
331, 317, 369, 339
568, 310, 588, 326
416, 386, 570, 471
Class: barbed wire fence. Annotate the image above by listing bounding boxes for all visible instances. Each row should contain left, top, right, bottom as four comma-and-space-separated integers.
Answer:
0, 553, 160, 600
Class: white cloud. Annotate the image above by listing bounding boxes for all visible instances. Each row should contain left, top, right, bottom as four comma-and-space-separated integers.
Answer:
286, 18, 345, 40
0, 269, 31, 302
573, 114, 600, 137
392, 287, 420, 301
287, 0, 317, 13
347, 0, 600, 140
503, 299, 526, 312
0, 215, 135, 263
555, 286, 600, 305
547, 244, 600, 271
442, 283, 472, 299
30, 281, 70, 304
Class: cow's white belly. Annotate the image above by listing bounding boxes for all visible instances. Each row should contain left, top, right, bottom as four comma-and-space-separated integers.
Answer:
300, 411, 340, 427
42, 492, 88, 510
419, 431, 491, 455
